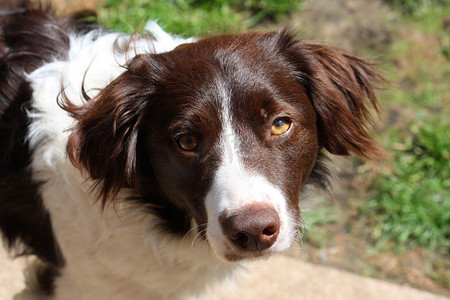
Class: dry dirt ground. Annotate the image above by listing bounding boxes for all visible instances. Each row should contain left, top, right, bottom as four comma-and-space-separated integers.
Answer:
1, 240, 448, 300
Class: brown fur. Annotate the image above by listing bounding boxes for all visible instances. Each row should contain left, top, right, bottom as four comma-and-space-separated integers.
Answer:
60, 30, 384, 230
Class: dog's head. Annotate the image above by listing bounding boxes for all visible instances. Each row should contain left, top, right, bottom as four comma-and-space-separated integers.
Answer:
64, 31, 383, 262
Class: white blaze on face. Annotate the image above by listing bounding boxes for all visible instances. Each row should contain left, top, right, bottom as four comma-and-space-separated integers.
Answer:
204, 93, 297, 261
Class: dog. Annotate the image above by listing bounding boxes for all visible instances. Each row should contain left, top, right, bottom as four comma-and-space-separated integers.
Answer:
0, 8, 384, 299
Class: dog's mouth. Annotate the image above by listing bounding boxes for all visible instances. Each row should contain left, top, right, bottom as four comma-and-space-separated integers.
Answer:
220, 243, 279, 262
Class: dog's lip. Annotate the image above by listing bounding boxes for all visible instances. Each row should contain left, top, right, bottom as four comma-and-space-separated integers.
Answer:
223, 249, 275, 262
220, 242, 276, 262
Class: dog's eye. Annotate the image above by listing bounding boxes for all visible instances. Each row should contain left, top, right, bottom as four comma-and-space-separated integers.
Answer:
178, 134, 198, 151
271, 118, 291, 135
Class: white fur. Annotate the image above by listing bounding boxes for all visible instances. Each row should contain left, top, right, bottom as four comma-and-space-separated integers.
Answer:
26, 24, 237, 300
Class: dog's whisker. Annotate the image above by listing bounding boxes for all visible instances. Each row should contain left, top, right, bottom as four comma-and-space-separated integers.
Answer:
191, 229, 208, 249
181, 223, 207, 247
292, 239, 303, 251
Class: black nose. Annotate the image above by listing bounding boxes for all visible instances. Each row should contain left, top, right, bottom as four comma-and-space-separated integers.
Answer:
224, 204, 280, 251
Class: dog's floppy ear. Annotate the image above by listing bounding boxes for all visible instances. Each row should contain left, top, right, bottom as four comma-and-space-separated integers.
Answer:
62, 54, 157, 203
279, 32, 385, 157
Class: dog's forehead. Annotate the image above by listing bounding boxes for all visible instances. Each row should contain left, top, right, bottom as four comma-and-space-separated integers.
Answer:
156, 40, 298, 113
167, 33, 292, 79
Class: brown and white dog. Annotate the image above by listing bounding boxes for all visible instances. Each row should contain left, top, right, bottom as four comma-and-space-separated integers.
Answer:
0, 8, 383, 299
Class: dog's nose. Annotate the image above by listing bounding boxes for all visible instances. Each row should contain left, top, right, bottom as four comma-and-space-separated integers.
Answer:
224, 204, 280, 251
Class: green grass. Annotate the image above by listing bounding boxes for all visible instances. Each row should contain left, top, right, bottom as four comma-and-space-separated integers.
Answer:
358, 3, 450, 254
362, 114, 450, 252
384, 0, 448, 16
301, 206, 342, 248
97, 0, 302, 36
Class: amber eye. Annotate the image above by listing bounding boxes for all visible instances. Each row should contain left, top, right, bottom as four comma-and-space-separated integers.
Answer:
271, 118, 291, 135
178, 134, 198, 151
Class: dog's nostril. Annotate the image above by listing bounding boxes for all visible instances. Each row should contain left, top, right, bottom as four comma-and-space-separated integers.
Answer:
224, 204, 280, 251
232, 232, 251, 250
262, 225, 277, 236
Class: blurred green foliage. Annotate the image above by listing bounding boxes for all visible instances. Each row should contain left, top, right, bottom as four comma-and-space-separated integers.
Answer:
384, 0, 448, 15
97, 0, 302, 36
363, 114, 449, 252
359, 2, 450, 254
301, 206, 342, 248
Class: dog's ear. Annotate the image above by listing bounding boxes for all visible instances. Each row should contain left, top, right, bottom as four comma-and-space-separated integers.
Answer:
278, 32, 385, 157
62, 54, 157, 203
